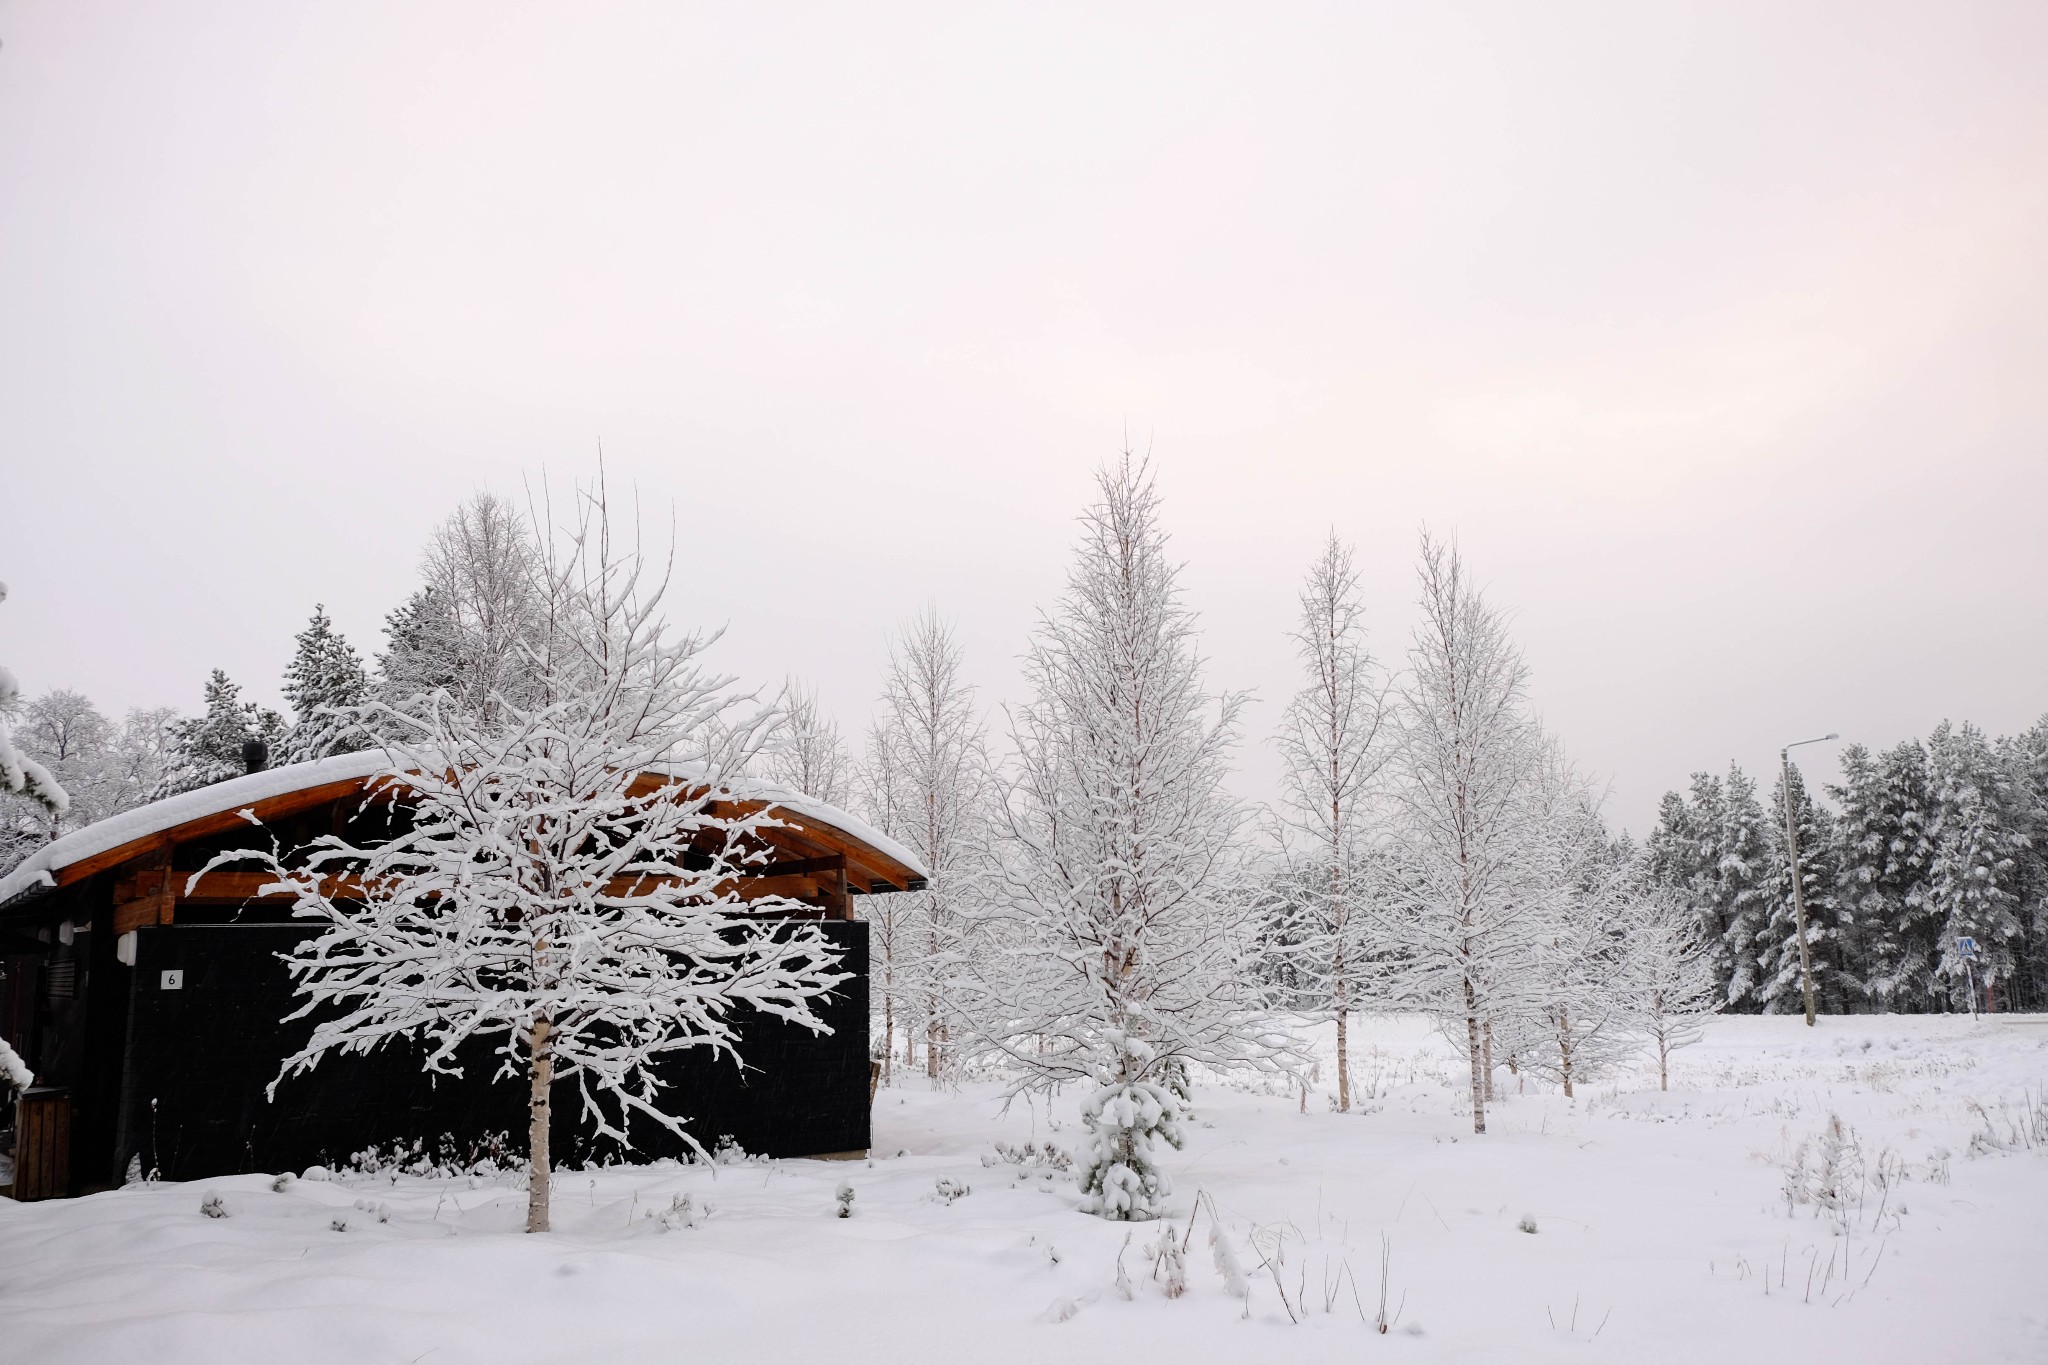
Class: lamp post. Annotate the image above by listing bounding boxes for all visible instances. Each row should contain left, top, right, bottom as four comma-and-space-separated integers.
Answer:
1781, 733, 1839, 1027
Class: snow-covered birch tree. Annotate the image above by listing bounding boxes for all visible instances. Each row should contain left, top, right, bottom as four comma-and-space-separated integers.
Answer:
1624, 886, 1721, 1090
963, 455, 1283, 1220
1270, 532, 1390, 1111
762, 678, 852, 808
865, 609, 988, 1084
1511, 778, 1637, 1100
378, 492, 545, 721
1374, 533, 1548, 1135
207, 483, 847, 1234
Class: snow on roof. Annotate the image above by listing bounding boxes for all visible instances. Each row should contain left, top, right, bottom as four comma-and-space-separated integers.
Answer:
0, 750, 927, 910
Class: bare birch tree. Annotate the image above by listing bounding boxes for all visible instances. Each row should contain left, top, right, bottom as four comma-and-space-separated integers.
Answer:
763, 678, 853, 807
1376, 533, 1548, 1136
864, 609, 988, 1082
1271, 532, 1391, 1111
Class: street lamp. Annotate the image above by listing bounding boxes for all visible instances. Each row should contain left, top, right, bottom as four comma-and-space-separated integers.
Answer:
1781, 733, 1840, 1027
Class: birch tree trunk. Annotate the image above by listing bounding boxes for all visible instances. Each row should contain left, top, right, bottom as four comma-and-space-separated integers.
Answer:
1464, 980, 1487, 1135
526, 1014, 554, 1234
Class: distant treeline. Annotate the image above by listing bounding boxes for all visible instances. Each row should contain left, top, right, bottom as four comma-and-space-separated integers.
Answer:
1645, 718, 2048, 1015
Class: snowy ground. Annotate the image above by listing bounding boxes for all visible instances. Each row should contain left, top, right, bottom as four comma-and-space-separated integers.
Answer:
4, 1015, 2046, 1364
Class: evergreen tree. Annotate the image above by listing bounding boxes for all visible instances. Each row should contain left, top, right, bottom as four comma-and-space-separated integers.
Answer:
280, 605, 371, 765
1830, 741, 1937, 1011
376, 586, 460, 703
1760, 763, 1842, 1014
150, 670, 285, 800
1926, 721, 2030, 1011
1716, 765, 1774, 1012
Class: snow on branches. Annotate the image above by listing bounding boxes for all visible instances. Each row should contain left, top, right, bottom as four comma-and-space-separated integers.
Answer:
0, 582, 69, 820
1269, 532, 1391, 1112
203, 482, 847, 1233
964, 454, 1288, 1220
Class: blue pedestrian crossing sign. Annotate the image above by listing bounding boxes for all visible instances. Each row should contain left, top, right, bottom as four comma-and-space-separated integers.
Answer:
1957, 936, 1980, 961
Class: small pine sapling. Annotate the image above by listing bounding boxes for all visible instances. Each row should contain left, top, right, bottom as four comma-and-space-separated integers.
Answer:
834, 1180, 855, 1218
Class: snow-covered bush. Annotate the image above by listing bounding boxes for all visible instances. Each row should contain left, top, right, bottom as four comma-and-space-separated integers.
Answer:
834, 1180, 855, 1218
0, 1035, 33, 1095
199, 1193, 230, 1219
655, 1193, 701, 1230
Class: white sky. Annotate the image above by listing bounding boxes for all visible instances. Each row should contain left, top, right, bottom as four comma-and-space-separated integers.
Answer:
3, 3, 2045, 834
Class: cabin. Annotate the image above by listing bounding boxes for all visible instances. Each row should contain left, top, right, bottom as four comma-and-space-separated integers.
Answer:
0, 750, 924, 1200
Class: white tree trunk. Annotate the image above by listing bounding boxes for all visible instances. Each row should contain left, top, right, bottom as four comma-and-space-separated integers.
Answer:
526, 1014, 553, 1234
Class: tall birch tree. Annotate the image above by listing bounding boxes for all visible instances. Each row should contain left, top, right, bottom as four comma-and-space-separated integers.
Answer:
866, 610, 988, 1082
1271, 532, 1390, 1111
1376, 533, 1546, 1135
965, 455, 1280, 1219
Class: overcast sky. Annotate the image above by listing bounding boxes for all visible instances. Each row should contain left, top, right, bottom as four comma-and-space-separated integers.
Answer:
3, 3, 2044, 833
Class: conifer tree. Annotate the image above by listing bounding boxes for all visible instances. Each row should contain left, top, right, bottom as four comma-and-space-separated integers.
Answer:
149, 669, 285, 800
280, 605, 371, 765
1831, 741, 1936, 1011
1927, 721, 2030, 1011
1716, 765, 1774, 1012
1760, 764, 1841, 1014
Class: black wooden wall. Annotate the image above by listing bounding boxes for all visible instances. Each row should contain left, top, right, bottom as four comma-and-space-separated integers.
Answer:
116, 922, 869, 1182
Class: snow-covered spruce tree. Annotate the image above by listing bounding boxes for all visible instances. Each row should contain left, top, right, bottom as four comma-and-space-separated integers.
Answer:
1625, 886, 1721, 1090
1269, 532, 1390, 1112
1926, 720, 2030, 1011
762, 678, 852, 808
207, 482, 847, 1234
868, 609, 990, 1083
1646, 771, 1746, 1004
963, 455, 1280, 1220
1759, 763, 1844, 1014
279, 605, 371, 765
147, 669, 286, 801
0, 582, 70, 858
1830, 740, 1937, 1011
1716, 765, 1775, 1013
1373, 533, 1548, 1135
376, 585, 459, 701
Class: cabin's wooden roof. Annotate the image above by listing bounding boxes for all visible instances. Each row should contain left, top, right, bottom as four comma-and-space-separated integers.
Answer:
0, 751, 926, 914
